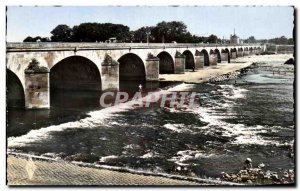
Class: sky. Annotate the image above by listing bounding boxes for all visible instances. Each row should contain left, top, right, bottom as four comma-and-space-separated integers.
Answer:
6, 6, 294, 42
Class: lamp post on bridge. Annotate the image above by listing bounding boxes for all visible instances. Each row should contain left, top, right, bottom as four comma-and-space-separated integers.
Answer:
146, 31, 151, 45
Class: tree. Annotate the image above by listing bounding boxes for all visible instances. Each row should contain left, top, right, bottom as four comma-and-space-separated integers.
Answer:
50, 24, 73, 42
277, 36, 288, 44
23, 36, 34, 42
29, 21, 222, 43
248, 36, 256, 43
33, 36, 42, 42
71, 22, 131, 42
23, 36, 50, 42
254, 36, 293, 45
150, 21, 218, 43
108, 23, 131, 42
71, 23, 99, 42
41, 37, 51, 42
288, 38, 294, 45
133, 26, 154, 42
205, 34, 218, 44
151, 21, 190, 43
152, 21, 169, 43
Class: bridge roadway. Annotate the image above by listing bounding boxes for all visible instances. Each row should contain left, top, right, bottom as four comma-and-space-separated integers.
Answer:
6, 42, 265, 109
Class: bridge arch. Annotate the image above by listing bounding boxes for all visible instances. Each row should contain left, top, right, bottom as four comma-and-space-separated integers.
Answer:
182, 50, 195, 69
7, 69, 25, 108
243, 47, 249, 56
258, 47, 262, 53
118, 53, 146, 81
231, 48, 237, 53
214, 49, 221, 63
254, 47, 258, 54
230, 48, 238, 58
157, 51, 174, 74
238, 48, 244, 57
50, 56, 102, 91
200, 49, 210, 66
221, 48, 231, 63
249, 47, 254, 55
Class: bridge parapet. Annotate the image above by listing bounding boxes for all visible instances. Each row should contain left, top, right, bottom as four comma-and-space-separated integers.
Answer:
7, 42, 262, 52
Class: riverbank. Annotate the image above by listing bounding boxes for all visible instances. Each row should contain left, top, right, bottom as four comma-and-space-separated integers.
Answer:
7, 155, 198, 185
159, 62, 252, 83
159, 54, 293, 84
7, 154, 242, 186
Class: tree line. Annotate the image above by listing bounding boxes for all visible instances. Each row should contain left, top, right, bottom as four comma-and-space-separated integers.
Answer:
23, 21, 220, 43
23, 21, 293, 45
243, 36, 293, 45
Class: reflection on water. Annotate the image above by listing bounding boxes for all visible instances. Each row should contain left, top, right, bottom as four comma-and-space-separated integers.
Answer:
119, 80, 163, 93
7, 80, 176, 137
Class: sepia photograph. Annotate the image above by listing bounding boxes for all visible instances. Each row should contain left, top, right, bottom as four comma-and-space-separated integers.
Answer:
4, 3, 295, 187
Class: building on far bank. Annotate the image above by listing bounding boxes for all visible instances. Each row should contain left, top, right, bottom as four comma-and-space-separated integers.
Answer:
230, 29, 239, 44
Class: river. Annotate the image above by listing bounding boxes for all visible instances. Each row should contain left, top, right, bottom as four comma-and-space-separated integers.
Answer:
7, 55, 295, 181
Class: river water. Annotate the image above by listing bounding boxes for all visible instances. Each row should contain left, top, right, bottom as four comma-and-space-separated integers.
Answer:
7, 55, 295, 180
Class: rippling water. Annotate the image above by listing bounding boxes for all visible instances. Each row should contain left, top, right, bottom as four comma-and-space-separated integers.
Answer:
7, 56, 295, 179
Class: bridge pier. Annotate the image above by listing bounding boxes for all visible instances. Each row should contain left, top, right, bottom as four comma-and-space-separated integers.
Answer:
237, 51, 243, 57
24, 59, 50, 109
174, 51, 185, 74
195, 51, 204, 69
101, 54, 119, 91
209, 54, 217, 66
221, 53, 229, 63
231, 52, 237, 59
243, 51, 249, 56
145, 54, 159, 81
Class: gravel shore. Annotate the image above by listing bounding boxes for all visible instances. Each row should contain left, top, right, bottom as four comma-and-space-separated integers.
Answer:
159, 54, 293, 84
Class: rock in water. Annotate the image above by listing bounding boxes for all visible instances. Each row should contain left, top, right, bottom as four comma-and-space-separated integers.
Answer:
244, 158, 252, 169
246, 158, 252, 163
258, 163, 265, 169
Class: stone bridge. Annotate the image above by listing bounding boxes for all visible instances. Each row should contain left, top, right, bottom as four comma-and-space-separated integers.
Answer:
6, 43, 265, 109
